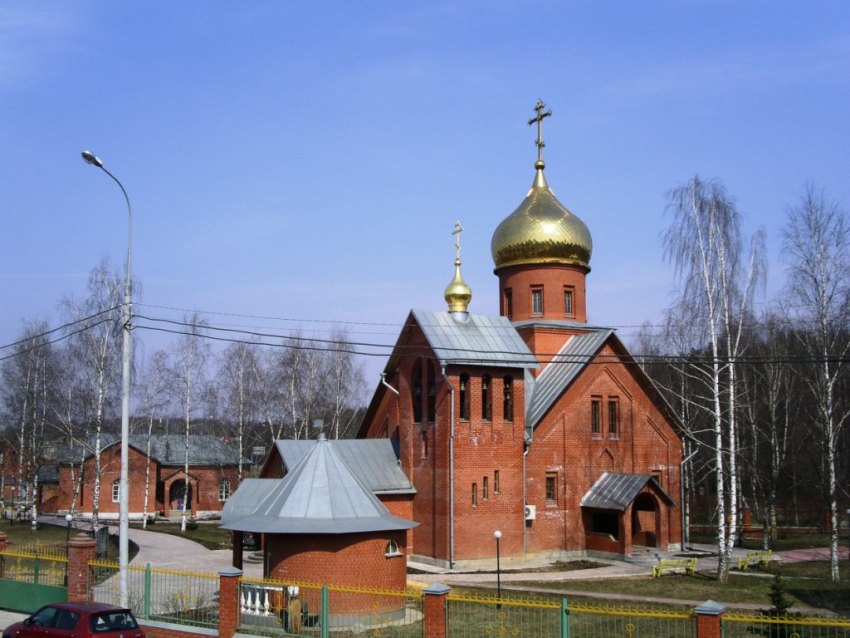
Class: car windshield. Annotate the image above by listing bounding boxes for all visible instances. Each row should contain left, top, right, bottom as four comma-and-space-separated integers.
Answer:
89, 612, 138, 633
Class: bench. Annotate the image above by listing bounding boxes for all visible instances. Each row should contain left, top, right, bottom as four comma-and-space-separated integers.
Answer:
652, 558, 697, 578
737, 549, 772, 570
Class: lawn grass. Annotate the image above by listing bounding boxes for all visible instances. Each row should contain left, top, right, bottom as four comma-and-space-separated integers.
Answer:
129, 520, 233, 550
0, 518, 72, 550
506, 562, 850, 616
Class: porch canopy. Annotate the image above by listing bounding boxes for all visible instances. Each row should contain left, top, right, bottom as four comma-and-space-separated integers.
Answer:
581, 472, 675, 511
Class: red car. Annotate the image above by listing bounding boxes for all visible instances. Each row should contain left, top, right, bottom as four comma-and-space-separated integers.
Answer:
3, 603, 145, 638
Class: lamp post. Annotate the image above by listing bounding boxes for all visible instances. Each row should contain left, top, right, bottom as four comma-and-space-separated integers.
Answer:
81, 150, 132, 608
65, 513, 73, 543
493, 530, 502, 606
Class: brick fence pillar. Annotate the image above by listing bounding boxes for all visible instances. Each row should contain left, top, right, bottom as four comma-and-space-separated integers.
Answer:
423, 582, 450, 638
67, 533, 97, 602
695, 600, 725, 638
0, 531, 7, 578
218, 566, 243, 638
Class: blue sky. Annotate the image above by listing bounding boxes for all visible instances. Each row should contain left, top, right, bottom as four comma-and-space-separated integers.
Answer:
2, 2, 849, 386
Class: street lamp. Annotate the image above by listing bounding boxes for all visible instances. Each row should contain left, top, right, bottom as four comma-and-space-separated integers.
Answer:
65, 513, 73, 543
493, 530, 502, 606
81, 150, 132, 608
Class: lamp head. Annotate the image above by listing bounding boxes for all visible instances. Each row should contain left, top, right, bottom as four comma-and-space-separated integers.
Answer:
81, 150, 103, 168
493, 530, 502, 539
65, 513, 73, 523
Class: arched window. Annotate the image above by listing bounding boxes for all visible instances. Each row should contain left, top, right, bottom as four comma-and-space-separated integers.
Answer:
459, 373, 470, 421
385, 540, 402, 557
503, 375, 514, 422
112, 480, 120, 503
426, 361, 436, 422
482, 374, 492, 421
219, 479, 231, 502
412, 358, 423, 423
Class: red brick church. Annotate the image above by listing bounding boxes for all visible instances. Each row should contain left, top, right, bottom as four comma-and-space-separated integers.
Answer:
358, 101, 683, 568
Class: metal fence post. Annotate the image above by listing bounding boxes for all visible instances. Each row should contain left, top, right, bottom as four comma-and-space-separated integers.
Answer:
560, 597, 570, 638
320, 585, 329, 638
34, 556, 40, 584
144, 563, 151, 618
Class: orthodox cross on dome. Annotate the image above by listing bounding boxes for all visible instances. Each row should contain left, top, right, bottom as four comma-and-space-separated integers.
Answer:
452, 220, 464, 263
528, 99, 552, 166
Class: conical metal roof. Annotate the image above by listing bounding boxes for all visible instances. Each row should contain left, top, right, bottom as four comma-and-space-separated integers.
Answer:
221, 434, 417, 534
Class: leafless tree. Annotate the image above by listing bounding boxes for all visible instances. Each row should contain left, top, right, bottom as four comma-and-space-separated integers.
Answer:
663, 176, 765, 581
217, 341, 261, 483
137, 350, 169, 528
170, 314, 210, 532
782, 185, 850, 580
61, 262, 124, 529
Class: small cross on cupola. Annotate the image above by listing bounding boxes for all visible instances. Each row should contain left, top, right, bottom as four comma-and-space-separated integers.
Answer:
528, 99, 552, 170
444, 220, 473, 316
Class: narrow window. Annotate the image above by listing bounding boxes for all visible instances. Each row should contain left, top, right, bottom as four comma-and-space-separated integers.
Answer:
564, 287, 574, 316
608, 399, 619, 437
482, 374, 492, 421
504, 288, 513, 318
531, 286, 543, 315
412, 359, 423, 423
219, 479, 231, 502
591, 398, 601, 435
483, 476, 489, 501
112, 480, 120, 503
494, 470, 500, 494
426, 362, 436, 422
472, 483, 478, 507
503, 375, 514, 422
545, 473, 557, 503
459, 373, 470, 421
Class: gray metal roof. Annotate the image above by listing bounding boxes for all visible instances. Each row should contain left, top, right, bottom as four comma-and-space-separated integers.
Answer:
54, 434, 249, 467
580, 472, 675, 511
526, 328, 613, 429
221, 479, 279, 519
275, 439, 415, 494
221, 435, 417, 535
411, 309, 538, 369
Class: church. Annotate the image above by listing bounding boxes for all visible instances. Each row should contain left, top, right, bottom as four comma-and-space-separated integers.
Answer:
357, 101, 684, 568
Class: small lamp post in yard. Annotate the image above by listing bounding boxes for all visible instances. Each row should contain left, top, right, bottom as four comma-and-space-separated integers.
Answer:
81, 150, 132, 609
65, 513, 73, 544
494, 530, 502, 607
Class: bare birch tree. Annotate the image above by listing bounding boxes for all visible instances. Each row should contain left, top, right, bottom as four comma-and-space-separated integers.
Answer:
137, 350, 169, 528
62, 262, 124, 529
782, 185, 850, 581
170, 314, 210, 532
217, 341, 260, 483
663, 176, 765, 581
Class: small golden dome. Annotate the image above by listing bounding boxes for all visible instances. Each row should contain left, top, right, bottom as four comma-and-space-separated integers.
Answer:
444, 220, 472, 313
444, 258, 472, 313
491, 165, 592, 271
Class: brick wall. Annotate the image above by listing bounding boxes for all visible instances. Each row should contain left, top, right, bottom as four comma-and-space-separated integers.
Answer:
496, 263, 588, 323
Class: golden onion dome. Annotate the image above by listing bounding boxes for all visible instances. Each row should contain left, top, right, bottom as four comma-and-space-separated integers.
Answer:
444, 258, 472, 313
444, 220, 472, 313
491, 162, 592, 271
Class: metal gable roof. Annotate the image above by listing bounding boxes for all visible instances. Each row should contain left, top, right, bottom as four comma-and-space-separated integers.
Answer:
526, 328, 613, 429
221, 435, 417, 534
275, 438, 415, 494
411, 308, 537, 369
581, 472, 676, 511
53, 434, 249, 466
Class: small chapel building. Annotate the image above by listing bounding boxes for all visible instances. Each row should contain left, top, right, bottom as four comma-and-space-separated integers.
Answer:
357, 102, 684, 568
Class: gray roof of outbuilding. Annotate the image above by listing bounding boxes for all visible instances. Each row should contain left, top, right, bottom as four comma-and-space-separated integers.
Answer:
275, 439, 415, 495
411, 309, 538, 369
526, 328, 613, 429
53, 434, 249, 466
221, 436, 417, 535
581, 472, 675, 511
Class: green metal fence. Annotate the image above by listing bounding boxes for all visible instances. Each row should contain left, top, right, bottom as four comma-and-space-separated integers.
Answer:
239, 576, 424, 637
0, 547, 68, 612
446, 593, 697, 637
723, 611, 850, 638
88, 559, 219, 628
